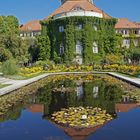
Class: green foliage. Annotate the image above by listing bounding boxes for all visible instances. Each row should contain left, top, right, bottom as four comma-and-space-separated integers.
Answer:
82, 24, 94, 64
0, 16, 19, 35
37, 35, 51, 61
2, 60, 19, 75
0, 46, 13, 62
0, 16, 30, 64
105, 53, 124, 64
64, 24, 75, 62
129, 47, 140, 65
41, 16, 117, 64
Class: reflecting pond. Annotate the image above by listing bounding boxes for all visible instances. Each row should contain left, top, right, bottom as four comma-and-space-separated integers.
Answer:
0, 74, 140, 140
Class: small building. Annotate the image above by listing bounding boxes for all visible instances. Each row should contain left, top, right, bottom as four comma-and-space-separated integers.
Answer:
115, 18, 140, 48
20, 20, 41, 38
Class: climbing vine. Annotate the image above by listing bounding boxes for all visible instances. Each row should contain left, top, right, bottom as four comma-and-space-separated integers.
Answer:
41, 16, 117, 64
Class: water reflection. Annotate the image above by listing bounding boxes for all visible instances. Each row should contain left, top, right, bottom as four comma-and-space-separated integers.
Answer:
0, 75, 138, 140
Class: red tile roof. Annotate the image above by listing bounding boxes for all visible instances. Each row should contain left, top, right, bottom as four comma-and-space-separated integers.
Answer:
27, 104, 44, 113
115, 18, 140, 29
20, 20, 41, 31
115, 103, 138, 113
44, 0, 111, 20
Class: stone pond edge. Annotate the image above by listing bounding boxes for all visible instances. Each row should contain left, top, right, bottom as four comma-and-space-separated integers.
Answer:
0, 71, 140, 96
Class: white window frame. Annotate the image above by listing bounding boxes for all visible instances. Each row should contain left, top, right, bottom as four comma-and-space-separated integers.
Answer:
93, 25, 98, 31
93, 42, 98, 53
123, 39, 130, 45
76, 41, 83, 54
59, 26, 64, 32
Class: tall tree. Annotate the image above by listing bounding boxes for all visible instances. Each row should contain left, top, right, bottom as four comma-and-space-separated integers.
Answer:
37, 35, 51, 61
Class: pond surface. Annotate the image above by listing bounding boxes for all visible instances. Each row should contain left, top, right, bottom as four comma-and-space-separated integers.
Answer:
0, 74, 140, 140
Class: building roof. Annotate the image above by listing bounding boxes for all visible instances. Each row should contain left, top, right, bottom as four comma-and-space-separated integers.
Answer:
115, 103, 138, 113
44, 0, 111, 20
27, 104, 44, 113
20, 20, 41, 32
115, 18, 140, 29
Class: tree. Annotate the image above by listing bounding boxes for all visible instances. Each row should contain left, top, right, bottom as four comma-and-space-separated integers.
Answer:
37, 35, 51, 61
0, 46, 12, 62
128, 47, 140, 65
0, 16, 19, 35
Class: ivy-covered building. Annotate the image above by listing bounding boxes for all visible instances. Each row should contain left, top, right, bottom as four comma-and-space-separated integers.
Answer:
20, 0, 140, 64
115, 18, 140, 48
41, 0, 117, 64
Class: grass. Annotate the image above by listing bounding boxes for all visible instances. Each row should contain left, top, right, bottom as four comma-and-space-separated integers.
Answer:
4, 72, 45, 80
0, 84, 10, 89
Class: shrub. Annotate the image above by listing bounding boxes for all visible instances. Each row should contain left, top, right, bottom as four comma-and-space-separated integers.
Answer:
2, 60, 19, 75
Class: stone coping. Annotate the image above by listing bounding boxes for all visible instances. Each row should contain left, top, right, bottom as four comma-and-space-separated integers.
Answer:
0, 71, 140, 96
108, 72, 140, 88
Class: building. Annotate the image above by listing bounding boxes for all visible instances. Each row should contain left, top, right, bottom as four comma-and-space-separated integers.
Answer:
20, 20, 41, 38
20, 0, 140, 64
115, 18, 140, 48
44, 0, 111, 20
41, 0, 115, 64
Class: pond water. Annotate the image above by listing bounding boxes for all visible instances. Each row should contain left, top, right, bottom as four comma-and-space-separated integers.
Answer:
0, 74, 140, 140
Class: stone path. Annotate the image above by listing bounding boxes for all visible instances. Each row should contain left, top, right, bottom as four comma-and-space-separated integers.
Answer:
0, 72, 96, 96
0, 76, 20, 85
108, 72, 140, 87
0, 72, 140, 96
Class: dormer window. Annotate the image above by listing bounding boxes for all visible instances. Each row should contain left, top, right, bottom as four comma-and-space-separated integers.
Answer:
72, 5, 84, 11
59, 26, 64, 32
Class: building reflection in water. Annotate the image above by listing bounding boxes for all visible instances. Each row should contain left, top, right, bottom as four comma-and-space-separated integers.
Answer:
25, 80, 139, 140
93, 86, 99, 99
76, 85, 84, 100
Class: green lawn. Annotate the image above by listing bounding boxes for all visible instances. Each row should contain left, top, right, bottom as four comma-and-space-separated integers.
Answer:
0, 84, 10, 89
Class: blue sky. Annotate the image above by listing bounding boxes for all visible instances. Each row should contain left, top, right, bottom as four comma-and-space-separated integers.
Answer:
0, 0, 139, 24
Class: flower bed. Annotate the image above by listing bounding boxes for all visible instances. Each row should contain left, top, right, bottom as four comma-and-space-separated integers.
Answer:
19, 66, 44, 77
103, 64, 140, 76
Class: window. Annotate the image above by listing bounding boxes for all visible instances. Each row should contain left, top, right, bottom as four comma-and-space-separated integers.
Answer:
134, 30, 139, 35
121, 30, 124, 34
123, 39, 130, 45
20, 33, 23, 37
93, 42, 98, 53
27, 33, 31, 37
93, 86, 99, 98
93, 25, 98, 31
60, 43, 64, 55
24, 33, 27, 37
72, 5, 84, 11
76, 85, 84, 100
134, 39, 138, 46
124, 30, 129, 35
59, 26, 64, 32
76, 41, 82, 54
76, 24, 83, 30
